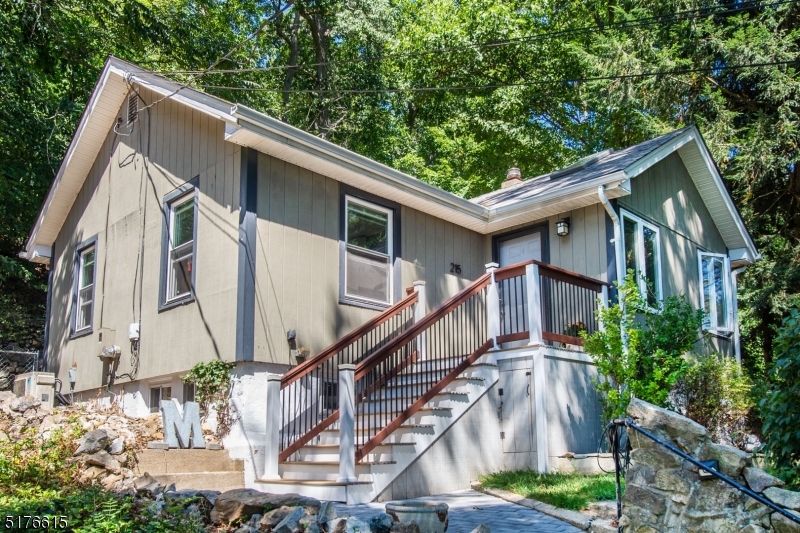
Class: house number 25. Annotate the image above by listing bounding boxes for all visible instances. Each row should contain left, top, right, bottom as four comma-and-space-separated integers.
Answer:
450, 263, 462, 275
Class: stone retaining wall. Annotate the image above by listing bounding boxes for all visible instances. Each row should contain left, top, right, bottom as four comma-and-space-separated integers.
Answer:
621, 398, 800, 533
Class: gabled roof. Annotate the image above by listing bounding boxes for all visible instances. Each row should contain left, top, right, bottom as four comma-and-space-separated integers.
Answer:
23, 57, 758, 267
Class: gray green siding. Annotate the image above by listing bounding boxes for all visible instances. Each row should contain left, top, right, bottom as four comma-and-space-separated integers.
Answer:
49, 86, 240, 393
619, 152, 733, 355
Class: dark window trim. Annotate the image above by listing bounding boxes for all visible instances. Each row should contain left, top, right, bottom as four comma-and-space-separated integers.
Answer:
158, 177, 199, 312
338, 184, 402, 310
70, 235, 98, 339
491, 221, 550, 265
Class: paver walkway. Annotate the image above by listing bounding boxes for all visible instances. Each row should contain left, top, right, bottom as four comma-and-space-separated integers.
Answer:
335, 489, 583, 533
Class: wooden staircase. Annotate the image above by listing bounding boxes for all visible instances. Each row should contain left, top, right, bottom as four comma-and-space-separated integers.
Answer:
253, 360, 498, 503
252, 260, 608, 504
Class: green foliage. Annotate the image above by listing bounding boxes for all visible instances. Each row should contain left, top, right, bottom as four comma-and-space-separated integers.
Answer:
479, 470, 622, 511
182, 359, 235, 436
673, 353, 755, 448
759, 309, 800, 488
583, 273, 704, 421
0, 426, 84, 495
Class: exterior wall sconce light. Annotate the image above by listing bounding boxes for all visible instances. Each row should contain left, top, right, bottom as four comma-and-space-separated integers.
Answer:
557, 217, 570, 237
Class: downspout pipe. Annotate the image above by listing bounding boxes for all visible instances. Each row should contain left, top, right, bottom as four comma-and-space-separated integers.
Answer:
598, 185, 624, 288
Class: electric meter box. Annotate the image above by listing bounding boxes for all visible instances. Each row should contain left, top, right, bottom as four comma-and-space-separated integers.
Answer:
13, 372, 55, 409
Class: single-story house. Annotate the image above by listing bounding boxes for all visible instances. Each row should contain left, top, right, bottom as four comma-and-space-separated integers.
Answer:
22, 57, 758, 503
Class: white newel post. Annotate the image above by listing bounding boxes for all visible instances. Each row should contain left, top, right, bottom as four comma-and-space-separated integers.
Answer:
600, 285, 609, 330
263, 373, 282, 480
413, 281, 427, 360
526, 263, 550, 473
485, 263, 500, 348
337, 364, 357, 483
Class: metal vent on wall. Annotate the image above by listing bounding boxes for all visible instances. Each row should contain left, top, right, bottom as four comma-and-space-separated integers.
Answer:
127, 93, 138, 125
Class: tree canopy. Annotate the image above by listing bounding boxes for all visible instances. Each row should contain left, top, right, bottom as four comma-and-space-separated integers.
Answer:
1, 0, 798, 373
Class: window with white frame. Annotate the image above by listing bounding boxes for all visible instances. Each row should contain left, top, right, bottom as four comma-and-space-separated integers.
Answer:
699, 252, 732, 332
165, 192, 196, 302
621, 210, 662, 307
343, 196, 393, 305
74, 243, 96, 333
150, 385, 172, 413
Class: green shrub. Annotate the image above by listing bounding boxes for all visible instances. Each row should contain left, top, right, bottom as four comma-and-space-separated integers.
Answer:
583, 273, 704, 421
182, 360, 236, 437
673, 353, 755, 447
0, 425, 84, 495
760, 309, 800, 488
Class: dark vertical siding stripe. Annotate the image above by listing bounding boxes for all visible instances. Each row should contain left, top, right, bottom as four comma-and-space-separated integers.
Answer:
236, 147, 258, 361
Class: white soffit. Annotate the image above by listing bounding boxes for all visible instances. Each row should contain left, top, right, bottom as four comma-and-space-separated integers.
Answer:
623, 126, 758, 263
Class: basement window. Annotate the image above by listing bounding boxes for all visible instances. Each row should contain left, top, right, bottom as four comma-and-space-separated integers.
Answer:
159, 179, 199, 310
71, 237, 97, 338
150, 385, 172, 414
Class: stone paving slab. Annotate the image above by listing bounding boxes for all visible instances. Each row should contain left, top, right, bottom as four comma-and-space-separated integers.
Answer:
335, 489, 584, 533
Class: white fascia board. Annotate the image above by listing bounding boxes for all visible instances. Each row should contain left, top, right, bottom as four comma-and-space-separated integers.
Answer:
24, 59, 118, 259
231, 105, 489, 221
485, 172, 629, 228
624, 129, 695, 179
729, 247, 755, 267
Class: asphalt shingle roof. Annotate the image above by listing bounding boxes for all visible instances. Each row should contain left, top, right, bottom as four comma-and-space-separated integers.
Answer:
471, 128, 688, 209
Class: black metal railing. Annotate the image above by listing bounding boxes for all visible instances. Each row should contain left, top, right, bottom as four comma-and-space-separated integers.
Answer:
607, 418, 800, 527
539, 266, 605, 345
497, 270, 528, 341
279, 291, 418, 460
353, 278, 491, 462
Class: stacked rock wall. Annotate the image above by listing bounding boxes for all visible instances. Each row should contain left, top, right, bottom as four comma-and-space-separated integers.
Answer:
621, 398, 800, 533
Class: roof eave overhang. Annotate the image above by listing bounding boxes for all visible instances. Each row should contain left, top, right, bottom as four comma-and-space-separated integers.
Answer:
622, 126, 759, 265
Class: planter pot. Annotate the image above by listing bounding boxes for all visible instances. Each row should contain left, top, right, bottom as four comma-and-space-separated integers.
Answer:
385, 501, 449, 533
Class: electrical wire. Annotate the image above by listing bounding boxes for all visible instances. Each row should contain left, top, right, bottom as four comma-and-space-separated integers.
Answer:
155, 0, 797, 77
191, 59, 800, 94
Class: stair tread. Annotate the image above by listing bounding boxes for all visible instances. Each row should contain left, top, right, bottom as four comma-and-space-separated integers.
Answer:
383, 376, 485, 387
282, 460, 397, 466
301, 442, 417, 448
365, 392, 468, 401
356, 406, 452, 414
322, 423, 434, 432
256, 479, 372, 486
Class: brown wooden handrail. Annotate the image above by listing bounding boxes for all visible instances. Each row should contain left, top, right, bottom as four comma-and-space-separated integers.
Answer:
355, 338, 495, 463
494, 260, 610, 291
354, 273, 491, 380
281, 290, 419, 389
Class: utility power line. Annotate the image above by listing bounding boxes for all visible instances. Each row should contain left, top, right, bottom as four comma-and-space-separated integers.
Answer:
157, 0, 796, 77
192, 59, 800, 94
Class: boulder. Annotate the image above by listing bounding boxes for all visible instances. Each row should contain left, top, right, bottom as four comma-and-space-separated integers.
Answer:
10, 395, 41, 413
764, 488, 800, 511
772, 511, 800, 533
627, 398, 710, 454
305, 523, 322, 533
84, 450, 120, 473
109, 437, 125, 455
700, 442, 752, 477
273, 507, 305, 533
258, 506, 296, 531
318, 501, 338, 524
211, 489, 320, 526
469, 525, 491, 533
329, 517, 371, 533
74, 429, 110, 455
369, 513, 394, 533
0, 391, 14, 402
743, 467, 785, 493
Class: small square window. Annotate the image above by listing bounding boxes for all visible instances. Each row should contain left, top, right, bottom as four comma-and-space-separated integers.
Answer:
150, 385, 172, 413
183, 382, 195, 403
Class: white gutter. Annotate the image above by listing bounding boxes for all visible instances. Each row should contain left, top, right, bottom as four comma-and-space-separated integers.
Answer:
598, 185, 624, 287
731, 266, 746, 366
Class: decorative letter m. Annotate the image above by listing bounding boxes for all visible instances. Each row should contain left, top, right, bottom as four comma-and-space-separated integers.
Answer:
160, 400, 206, 449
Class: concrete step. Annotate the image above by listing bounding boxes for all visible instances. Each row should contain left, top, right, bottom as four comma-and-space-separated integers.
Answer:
135, 449, 244, 475
152, 471, 244, 492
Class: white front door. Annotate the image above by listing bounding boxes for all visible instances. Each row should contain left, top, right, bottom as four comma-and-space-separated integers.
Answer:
498, 233, 542, 347
498, 232, 542, 266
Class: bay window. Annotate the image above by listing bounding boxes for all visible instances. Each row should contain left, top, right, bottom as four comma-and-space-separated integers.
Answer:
699, 252, 732, 332
621, 210, 662, 307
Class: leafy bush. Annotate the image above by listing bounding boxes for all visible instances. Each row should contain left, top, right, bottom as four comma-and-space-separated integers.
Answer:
760, 309, 800, 488
182, 360, 236, 437
0, 425, 83, 495
672, 353, 755, 447
583, 273, 704, 421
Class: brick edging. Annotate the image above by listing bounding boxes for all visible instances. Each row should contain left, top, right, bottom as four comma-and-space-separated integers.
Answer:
471, 482, 607, 531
